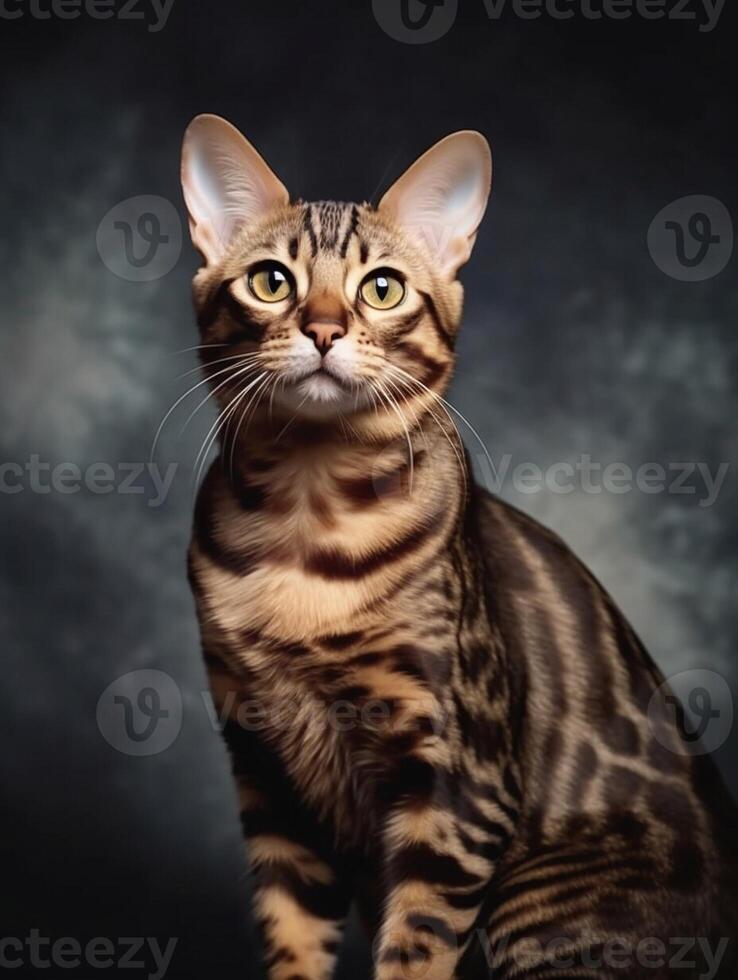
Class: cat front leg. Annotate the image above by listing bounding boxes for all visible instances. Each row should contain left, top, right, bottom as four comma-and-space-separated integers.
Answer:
373, 774, 502, 980
245, 799, 352, 980
223, 719, 354, 980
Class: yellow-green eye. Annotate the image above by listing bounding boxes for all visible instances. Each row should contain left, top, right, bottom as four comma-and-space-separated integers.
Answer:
248, 263, 294, 303
360, 270, 405, 310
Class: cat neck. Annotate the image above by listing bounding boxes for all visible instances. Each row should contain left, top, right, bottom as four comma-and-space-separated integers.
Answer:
224, 411, 468, 530
193, 412, 472, 640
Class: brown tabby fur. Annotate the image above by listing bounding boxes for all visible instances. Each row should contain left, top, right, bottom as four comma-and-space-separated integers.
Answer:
184, 140, 738, 980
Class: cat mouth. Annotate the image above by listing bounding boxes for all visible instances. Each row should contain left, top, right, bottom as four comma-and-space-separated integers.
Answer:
274, 365, 367, 417
304, 367, 352, 388
295, 367, 355, 398
297, 367, 351, 402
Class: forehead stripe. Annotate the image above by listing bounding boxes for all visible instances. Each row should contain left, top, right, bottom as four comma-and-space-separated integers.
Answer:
339, 205, 360, 258
318, 202, 342, 249
303, 205, 319, 257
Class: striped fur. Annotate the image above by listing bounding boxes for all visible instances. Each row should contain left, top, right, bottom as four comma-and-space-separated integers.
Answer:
184, 156, 738, 979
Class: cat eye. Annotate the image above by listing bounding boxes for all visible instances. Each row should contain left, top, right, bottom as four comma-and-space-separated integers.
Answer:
359, 270, 405, 311
248, 262, 294, 303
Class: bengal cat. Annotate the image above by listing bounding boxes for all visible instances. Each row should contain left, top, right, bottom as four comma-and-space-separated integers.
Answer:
180, 114, 738, 979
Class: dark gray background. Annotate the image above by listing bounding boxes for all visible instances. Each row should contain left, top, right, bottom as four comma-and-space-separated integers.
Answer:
1, 1, 736, 977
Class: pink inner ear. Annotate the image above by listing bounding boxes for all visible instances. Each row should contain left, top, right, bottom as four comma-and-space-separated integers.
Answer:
378, 131, 492, 277
181, 114, 289, 266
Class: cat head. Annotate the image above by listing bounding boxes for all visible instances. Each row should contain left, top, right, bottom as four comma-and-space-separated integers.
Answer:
180, 114, 491, 428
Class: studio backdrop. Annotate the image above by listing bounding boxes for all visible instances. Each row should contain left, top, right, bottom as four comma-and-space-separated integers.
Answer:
1, 1, 736, 978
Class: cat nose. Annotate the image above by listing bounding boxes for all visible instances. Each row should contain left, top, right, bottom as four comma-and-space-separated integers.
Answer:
301, 320, 347, 356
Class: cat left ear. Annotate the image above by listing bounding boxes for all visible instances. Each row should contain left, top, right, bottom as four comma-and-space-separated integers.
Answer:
181, 114, 289, 266
379, 131, 492, 279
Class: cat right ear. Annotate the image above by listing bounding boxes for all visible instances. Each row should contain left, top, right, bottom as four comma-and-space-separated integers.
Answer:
181, 114, 289, 266
379, 131, 492, 279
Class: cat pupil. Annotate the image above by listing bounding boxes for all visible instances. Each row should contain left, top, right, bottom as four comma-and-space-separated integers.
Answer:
269, 270, 285, 293
376, 276, 389, 301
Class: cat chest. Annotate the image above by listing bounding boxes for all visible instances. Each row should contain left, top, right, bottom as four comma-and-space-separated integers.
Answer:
210, 633, 450, 838
191, 534, 397, 641
224, 659, 394, 833
190, 458, 440, 640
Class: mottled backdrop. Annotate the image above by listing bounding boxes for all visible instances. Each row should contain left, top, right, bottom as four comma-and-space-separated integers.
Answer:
1, 1, 736, 977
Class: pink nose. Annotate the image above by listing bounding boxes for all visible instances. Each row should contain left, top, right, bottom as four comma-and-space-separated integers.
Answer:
301, 320, 347, 356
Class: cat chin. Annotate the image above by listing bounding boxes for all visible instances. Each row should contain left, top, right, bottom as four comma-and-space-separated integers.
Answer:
274, 372, 369, 419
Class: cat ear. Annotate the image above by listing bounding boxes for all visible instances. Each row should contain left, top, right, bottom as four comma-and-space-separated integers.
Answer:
379, 131, 492, 279
181, 114, 289, 265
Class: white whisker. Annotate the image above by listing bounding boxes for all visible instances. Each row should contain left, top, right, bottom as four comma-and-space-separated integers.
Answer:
178, 360, 262, 439
383, 374, 432, 459
176, 352, 264, 381
227, 373, 275, 478
384, 367, 468, 494
372, 379, 415, 495
149, 358, 260, 463
276, 391, 311, 442
388, 364, 493, 475
168, 343, 229, 355
192, 372, 268, 493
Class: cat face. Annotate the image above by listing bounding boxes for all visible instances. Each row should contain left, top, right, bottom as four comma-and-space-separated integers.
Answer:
180, 115, 491, 424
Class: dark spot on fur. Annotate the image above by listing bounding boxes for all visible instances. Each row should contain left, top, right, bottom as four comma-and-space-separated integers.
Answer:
321, 630, 365, 650
602, 714, 641, 757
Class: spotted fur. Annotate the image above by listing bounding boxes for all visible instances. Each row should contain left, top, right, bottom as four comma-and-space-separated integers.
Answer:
181, 118, 738, 980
